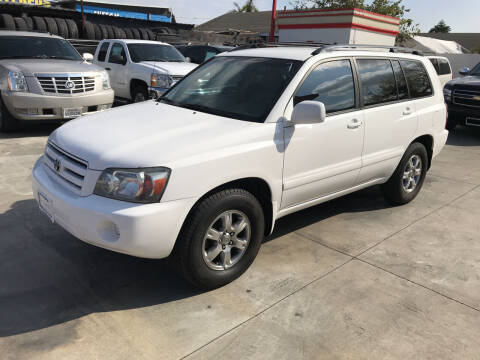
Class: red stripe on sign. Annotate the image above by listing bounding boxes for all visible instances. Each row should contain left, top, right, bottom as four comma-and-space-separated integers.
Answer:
278, 7, 400, 22
278, 12, 400, 26
278, 22, 399, 36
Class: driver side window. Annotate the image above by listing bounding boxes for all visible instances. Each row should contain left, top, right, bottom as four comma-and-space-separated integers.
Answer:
295, 59, 356, 114
108, 43, 126, 65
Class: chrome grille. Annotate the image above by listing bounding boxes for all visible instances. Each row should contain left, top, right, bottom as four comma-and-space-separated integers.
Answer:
43, 142, 88, 195
171, 75, 183, 84
453, 89, 480, 108
36, 74, 96, 95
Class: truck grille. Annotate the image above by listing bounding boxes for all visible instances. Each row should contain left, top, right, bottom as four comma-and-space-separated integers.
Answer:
43, 142, 88, 195
36, 74, 96, 95
171, 75, 183, 84
453, 89, 480, 108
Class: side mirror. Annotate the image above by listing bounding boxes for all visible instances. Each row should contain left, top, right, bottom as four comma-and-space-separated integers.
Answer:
185, 57, 191, 63
83, 53, 93, 62
291, 101, 326, 125
459, 67, 470, 76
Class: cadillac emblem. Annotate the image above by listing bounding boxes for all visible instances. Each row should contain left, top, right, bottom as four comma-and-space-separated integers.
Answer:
65, 80, 75, 90
53, 158, 61, 172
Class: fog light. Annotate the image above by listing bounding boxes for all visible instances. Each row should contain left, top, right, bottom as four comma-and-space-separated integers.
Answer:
98, 104, 111, 111
28, 108, 39, 115
98, 221, 120, 242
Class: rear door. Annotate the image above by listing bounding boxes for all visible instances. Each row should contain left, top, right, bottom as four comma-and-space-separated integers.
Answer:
356, 58, 418, 184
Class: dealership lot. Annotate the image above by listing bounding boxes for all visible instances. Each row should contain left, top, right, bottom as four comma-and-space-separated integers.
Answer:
1, 124, 480, 359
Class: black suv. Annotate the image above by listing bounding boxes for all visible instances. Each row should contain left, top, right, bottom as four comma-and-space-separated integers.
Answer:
175, 45, 233, 64
444, 62, 480, 130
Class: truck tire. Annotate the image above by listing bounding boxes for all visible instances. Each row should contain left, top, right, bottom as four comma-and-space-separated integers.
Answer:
99, 24, 109, 40
106, 25, 115, 39
132, 85, 149, 103
0, 97, 20, 133
32, 16, 47, 32
145, 28, 155, 40
0, 14, 15, 30
118, 28, 127, 39
83, 21, 95, 40
93, 23, 102, 40
23, 16, 34, 31
44, 17, 59, 35
139, 28, 149, 40
65, 19, 79, 39
55, 18, 69, 38
171, 189, 265, 290
381, 142, 428, 205
13, 17, 28, 31
130, 27, 141, 39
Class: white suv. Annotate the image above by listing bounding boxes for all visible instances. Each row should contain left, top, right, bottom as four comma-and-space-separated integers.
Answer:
32, 45, 448, 289
93, 39, 197, 102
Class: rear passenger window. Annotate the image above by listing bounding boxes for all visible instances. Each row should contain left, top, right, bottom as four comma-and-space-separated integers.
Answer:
97, 42, 109, 62
392, 60, 409, 100
294, 60, 355, 114
400, 60, 433, 98
438, 59, 451, 75
357, 59, 397, 106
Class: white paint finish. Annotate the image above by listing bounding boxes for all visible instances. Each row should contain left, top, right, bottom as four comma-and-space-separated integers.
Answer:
279, 28, 351, 45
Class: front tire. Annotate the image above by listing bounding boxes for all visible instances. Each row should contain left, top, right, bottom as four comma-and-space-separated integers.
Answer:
132, 85, 148, 103
381, 142, 428, 205
172, 189, 265, 290
0, 97, 20, 133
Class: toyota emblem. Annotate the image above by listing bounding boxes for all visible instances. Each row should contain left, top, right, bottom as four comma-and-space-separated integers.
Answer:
53, 158, 61, 172
65, 80, 75, 90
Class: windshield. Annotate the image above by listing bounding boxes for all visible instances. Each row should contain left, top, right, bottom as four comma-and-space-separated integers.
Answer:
160, 56, 302, 123
127, 44, 186, 63
470, 63, 480, 76
0, 36, 82, 60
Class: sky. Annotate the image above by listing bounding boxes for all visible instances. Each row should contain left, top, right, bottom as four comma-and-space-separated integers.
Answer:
91, 0, 480, 32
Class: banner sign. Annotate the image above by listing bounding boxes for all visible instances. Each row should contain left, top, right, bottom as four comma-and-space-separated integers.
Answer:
0, 0, 51, 6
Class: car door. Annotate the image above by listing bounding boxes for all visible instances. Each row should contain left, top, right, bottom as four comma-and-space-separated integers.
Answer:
355, 58, 418, 184
282, 59, 365, 209
106, 42, 129, 98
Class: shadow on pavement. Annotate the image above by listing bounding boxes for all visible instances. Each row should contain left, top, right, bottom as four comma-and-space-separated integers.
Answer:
0, 123, 60, 140
447, 125, 480, 147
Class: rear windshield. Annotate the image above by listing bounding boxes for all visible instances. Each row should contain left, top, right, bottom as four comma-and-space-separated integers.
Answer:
0, 36, 81, 60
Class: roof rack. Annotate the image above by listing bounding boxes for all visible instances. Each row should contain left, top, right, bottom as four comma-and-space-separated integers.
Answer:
311, 44, 424, 56
228, 41, 334, 52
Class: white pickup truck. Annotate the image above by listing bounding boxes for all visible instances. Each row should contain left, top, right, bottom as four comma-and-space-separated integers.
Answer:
93, 39, 197, 102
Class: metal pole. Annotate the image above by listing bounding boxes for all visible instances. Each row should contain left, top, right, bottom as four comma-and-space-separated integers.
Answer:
81, 0, 85, 31
269, 0, 277, 43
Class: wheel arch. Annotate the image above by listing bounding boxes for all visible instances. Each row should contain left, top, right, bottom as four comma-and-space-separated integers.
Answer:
181, 177, 274, 237
411, 134, 434, 170
130, 78, 148, 99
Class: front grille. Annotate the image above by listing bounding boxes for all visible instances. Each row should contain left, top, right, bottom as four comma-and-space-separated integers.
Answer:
43, 142, 88, 195
453, 89, 480, 108
171, 75, 183, 84
36, 74, 96, 95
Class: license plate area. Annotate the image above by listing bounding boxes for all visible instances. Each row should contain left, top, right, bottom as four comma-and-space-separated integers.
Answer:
38, 192, 54, 223
466, 117, 480, 127
63, 107, 82, 119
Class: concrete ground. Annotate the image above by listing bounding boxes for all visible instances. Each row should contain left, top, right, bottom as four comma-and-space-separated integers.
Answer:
1, 124, 480, 360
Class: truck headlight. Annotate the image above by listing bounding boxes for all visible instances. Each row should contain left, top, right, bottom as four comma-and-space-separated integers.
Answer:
94, 167, 170, 203
443, 88, 452, 101
101, 71, 111, 90
8, 71, 28, 92
151, 73, 172, 88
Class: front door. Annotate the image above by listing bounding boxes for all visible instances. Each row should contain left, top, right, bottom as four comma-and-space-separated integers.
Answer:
106, 42, 129, 98
282, 59, 365, 209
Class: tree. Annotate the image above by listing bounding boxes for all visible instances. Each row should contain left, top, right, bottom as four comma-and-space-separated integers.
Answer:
233, 0, 259, 12
289, 0, 420, 41
429, 20, 451, 33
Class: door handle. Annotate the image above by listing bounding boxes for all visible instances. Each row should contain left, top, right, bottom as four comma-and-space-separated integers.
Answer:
403, 107, 412, 116
347, 119, 363, 129
105, 67, 111, 71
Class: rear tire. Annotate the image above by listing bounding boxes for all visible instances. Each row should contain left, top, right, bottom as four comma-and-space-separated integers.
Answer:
171, 189, 265, 290
0, 97, 20, 133
381, 142, 428, 205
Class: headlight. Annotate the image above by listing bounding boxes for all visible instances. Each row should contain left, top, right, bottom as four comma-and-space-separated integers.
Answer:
101, 71, 111, 90
151, 73, 172, 88
94, 167, 170, 203
443, 88, 452, 101
8, 71, 28, 92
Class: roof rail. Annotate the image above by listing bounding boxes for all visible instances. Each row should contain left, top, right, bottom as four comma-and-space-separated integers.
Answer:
229, 41, 334, 52
311, 44, 424, 56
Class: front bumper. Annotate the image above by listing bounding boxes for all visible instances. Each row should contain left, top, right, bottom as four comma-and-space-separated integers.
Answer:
2, 89, 114, 121
148, 86, 169, 99
32, 157, 196, 259
447, 102, 480, 126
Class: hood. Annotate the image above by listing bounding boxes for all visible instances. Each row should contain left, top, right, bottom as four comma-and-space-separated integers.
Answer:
447, 75, 480, 88
0, 59, 104, 77
137, 61, 197, 76
49, 101, 259, 170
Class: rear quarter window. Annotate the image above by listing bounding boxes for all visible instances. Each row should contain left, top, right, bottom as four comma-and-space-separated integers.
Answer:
438, 59, 451, 75
400, 60, 433, 98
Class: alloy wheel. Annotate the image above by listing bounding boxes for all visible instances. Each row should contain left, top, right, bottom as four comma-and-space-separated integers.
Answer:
402, 154, 422, 193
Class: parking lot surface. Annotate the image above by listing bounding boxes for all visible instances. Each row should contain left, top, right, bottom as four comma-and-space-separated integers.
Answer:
1, 125, 480, 360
